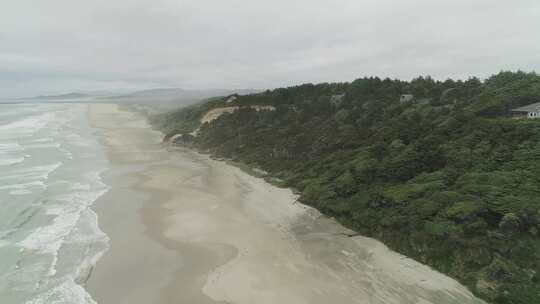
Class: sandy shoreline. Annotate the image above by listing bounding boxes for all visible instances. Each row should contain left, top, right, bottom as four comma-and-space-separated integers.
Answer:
86, 103, 484, 304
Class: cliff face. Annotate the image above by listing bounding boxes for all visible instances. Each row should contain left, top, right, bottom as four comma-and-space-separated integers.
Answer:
154, 72, 540, 304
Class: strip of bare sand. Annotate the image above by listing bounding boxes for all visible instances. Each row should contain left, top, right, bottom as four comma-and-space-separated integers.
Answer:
86, 103, 484, 304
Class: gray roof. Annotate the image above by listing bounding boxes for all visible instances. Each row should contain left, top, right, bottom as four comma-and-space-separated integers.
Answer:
511, 102, 540, 112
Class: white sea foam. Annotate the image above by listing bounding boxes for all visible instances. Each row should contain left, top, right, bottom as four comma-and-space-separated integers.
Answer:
16, 187, 108, 254
71, 183, 91, 191
65, 133, 94, 147
0, 112, 55, 133
67, 209, 109, 246
24, 279, 96, 304
66, 208, 110, 279
28, 137, 54, 143
16, 182, 109, 272
44, 206, 65, 216
25, 142, 62, 149
0, 142, 25, 166
0, 142, 23, 152
0, 157, 25, 166
9, 189, 34, 195
0, 181, 47, 195
0, 162, 63, 181
16, 183, 110, 303
17, 204, 82, 254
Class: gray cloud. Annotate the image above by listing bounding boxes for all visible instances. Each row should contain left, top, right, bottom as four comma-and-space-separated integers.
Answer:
0, 0, 539, 98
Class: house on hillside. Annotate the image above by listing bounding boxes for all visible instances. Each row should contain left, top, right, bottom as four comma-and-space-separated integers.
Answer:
330, 94, 345, 106
400, 94, 414, 103
440, 88, 458, 104
511, 102, 540, 119
225, 95, 237, 104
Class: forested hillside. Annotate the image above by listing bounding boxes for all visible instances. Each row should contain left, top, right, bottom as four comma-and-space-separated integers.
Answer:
151, 71, 540, 303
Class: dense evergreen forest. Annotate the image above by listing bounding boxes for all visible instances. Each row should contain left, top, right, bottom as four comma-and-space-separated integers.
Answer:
151, 71, 540, 303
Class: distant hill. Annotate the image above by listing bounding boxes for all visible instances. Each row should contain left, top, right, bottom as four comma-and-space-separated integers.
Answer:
98, 88, 260, 112
12, 88, 260, 108
104, 88, 259, 103
30, 92, 90, 100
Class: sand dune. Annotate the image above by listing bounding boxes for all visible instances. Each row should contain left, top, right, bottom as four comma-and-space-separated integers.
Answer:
200, 105, 275, 124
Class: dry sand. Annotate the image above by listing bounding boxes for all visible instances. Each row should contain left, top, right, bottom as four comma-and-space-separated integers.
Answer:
86, 103, 485, 304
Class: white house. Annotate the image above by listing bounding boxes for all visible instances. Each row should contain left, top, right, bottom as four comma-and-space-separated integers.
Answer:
225, 95, 237, 104
330, 94, 345, 105
529, 107, 540, 119
400, 94, 414, 103
511, 102, 540, 119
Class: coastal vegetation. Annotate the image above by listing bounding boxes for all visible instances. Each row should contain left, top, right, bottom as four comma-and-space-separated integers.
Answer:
151, 71, 540, 303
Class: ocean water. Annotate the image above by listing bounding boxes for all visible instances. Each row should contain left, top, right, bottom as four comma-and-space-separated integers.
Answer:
0, 103, 110, 304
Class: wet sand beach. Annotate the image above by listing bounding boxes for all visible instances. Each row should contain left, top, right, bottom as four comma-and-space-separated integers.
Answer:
86, 103, 484, 304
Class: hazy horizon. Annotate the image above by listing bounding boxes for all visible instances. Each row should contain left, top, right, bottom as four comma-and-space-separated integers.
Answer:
3, 71, 538, 101
1, 0, 539, 98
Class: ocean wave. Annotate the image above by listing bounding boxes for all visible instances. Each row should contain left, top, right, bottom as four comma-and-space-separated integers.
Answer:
24, 279, 97, 304
0, 228, 18, 247
28, 137, 54, 143
0, 104, 110, 304
16, 179, 109, 270
0, 142, 23, 152
25, 142, 62, 149
0, 162, 63, 182
65, 208, 110, 280
0, 181, 47, 195
0, 112, 55, 133
15, 183, 110, 304
65, 133, 94, 148
3, 205, 42, 236
16, 188, 107, 255
0, 157, 25, 166
0, 142, 25, 167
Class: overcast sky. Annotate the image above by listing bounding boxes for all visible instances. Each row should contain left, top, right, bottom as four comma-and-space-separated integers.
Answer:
1, 0, 539, 98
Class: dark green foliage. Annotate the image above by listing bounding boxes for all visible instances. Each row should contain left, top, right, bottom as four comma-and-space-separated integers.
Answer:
152, 71, 540, 303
